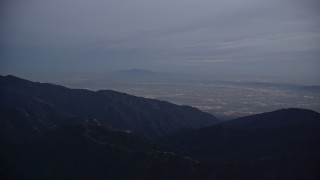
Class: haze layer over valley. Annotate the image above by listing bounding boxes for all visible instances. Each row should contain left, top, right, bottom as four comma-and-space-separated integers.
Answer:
16, 70, 320, 119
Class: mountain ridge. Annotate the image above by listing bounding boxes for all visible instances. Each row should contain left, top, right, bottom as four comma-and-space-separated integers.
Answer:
158, 108, 320, 163
225, 108, 320, 129
0, 75, 219, 142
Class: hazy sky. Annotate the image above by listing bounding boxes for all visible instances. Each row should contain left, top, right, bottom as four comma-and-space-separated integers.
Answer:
1, 0, 320, 81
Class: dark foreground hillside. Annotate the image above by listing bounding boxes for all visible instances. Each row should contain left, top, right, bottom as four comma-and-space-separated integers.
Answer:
158, 108, 320, 179
0, 124, 212, 180
2, 121, 319, 180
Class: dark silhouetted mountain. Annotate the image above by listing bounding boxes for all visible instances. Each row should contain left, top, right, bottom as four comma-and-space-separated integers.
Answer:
225, 108, 320, 129
0, 106, 54, 143
0, 124, 213, 180
159, 108, 320, 162
0, 75, 219, 142
156, 109, 320, 179
159, 124, 320, 162
230, 153, 320, 180
2, 123, 320, 180
2, 75, 320, 180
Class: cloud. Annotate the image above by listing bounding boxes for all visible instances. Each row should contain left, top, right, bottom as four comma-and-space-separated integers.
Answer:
1, 0, 319, 81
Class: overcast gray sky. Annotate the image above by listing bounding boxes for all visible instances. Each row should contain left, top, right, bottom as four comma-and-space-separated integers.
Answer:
1, 0, 320, 82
